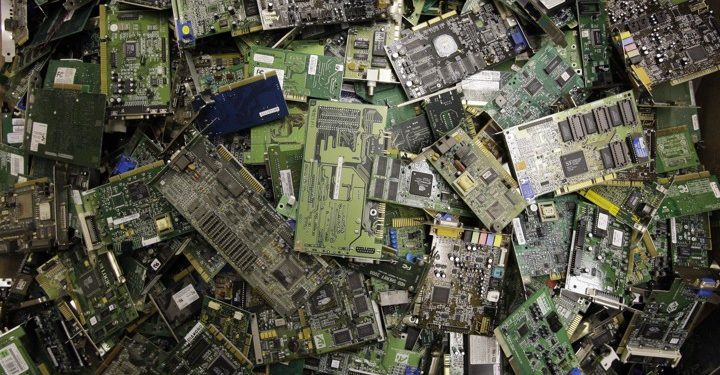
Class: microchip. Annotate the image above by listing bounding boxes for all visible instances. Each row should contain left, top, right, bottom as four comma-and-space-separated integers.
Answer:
583, 113, 597, 134
431, 286, 451, 304
388, 181, 399, 201
409, 171, 433, 197
354, 38, 370, 49
332, 329, 352, 345
373, 179, 384, 199
544, 56, 562, 74
518, 323, 529, 337
555, 67, 576, 87
79, 272, 100, 294
546, 311, 563, 333
524, 78, 543, 96
376, 156, 388, 176
390, 159, 401, 179
480, 168, 498, 184
356, 323, 375, 338
353, 296, 369, 314
640, 323, 667, 340
348, 272, 364, 291
208, 355, 237, 373
560, 151, 588, 178
558, 120, 573, 142
187, 337, 210, 365
124, 42, 137, 58
128, 181, 150, 200
687, 45, 707, 62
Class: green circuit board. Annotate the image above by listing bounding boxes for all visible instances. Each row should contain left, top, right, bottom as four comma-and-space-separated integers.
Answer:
422, 127, 526, 231
43, 59, 101, 93
24, 86, 106, 168
247, 46, 344, 102
244, 103, 307, 165
512, 194, 578, 283
577, 0, 613, 86
200, 296, 253, 358
658, 173, 720, 219
0, 326, 41, 375
344, 23, 398, 84
368, 155, 472, 217
669, 214, 711, 268
266, 144, 303, 201
483, 44, 583, 129
250, 306, 313, 365
0, 144, 25, 191
655, 125, 700, 173
182, 236, 227, 282
78, 161, 194, 254
295, 101, 388, 259
173, 0, 262, 48
579, 180, 670, 232
189, 52, 245, 94
100, 4, 171, 119
495, 287, 580, 375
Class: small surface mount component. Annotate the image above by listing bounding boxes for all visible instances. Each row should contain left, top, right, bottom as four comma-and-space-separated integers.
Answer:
484, 44, 584, 129
77, 161, 194, 254
608, 0, 720, 89
368, 155, 472, 217
504, 91, 646, 201
100, 4, 171, 119
566, 201, 633, 307
413, 224, 509, 335
422, 127, 526, 231
512, 194, 578, 283
173, 0, 262, 48
256, 0, 375, 30
495, 287, 580, 375
247, 46, 345, 102
295, 101, 388, 259
618, 279, 705, 367
151, 133, 334, 316
386, 7, 528, 99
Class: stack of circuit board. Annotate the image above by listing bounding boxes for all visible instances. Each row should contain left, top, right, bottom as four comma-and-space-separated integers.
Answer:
0, 0, 719, 374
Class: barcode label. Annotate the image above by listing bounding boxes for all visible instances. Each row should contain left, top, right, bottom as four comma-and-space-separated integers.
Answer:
30, 122, 48, 152
9, 154, 23, 176
332, 157, 343, 200
0, 343, 30, 375
259, 106, 280, 117
172, 284, 199, 310
253, 53, 274, 64
670, 218, 677, 244
308, 55, 318, 75
512, 218, 526, 245
711, 182, 720, 198
54, 67, 77, 85
280, 169, 294, 197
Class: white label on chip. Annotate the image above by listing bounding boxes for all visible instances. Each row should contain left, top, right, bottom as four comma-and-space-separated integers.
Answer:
335, 64, 344, 72
253, 67, 284, 88
11, 118, 23, 127
184, 322, 204, 342
141, 236, 161, 246
330, 359, 340, 368
512, 218, 526, 245
711, 182, 720, 198
172, 284, 199, 310
89, 316, 98, 326
150, 258, 162, 271
0, 343, 29, 375
560, 71, 570, 81
258, 106, 280, 117
692, 114, 699, 131
308, 55, 318, 75
9, 154, 23, 176
30, 122, 48, 152
612, 229, 624, 247
253, 53, 274, 64
39, 202, 51, 220
540, 0, 564, 9
670, 217, 677, 244
313, 334, 326, 349
474, 70, 501, 81
469, 335, 500, 365
597, 212, 609, 231
332, 156, 343, 200
113, 213, 140, 225
6, 132, 22, 144
54, 67, 76, 85
233, 311, 244, 320
395, 353, 410, 364
280, 169, 294, 198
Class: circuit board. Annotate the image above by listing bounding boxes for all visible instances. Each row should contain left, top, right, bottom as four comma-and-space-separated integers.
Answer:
618, 279, 704, 367
566, 201, 632, 307
503, 91, 647, 200
511, 194, 577, 283
159, 322, 252, 374
24, 86, 106, 168
78, 161, 194, 254
151, 133, 334, 316
256, 0, 375, 30
99, 334, 168, 374
307, 270, 381, 354
100, 4, 171, 119
173, 0, 262, 48
608, 0, 720, 89
0, 144, 25, 191
385, 114, 434, 154
412, 224, 509, 335
118, 0, 171, 9
483, 44, 583, 129
0, 178, 67, 253
200, 296, 253, 357
579, 180, 669, 232
266, 143, 303, 202
669, 214, 711, 269
250, 306, 313, 365
655, 125, 699, 173
36, 248, 138, 349
113, 130, 163, 175
368, 155, 472, 217
188, 52, 245, 94
386, 8, 527, 99
0, 326, 40, 375
247, 46, 344, 102
294, 101, 388, 259
183, 236, 227, 282
421, 127, 526, 231
577, 0, 613, 86
657, 172, 720, 219
423, 88, 469, 139
345, 23, 399, 84
42, 59, 101, 93
244, 103, 307, 165
494, 287, 580, 375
